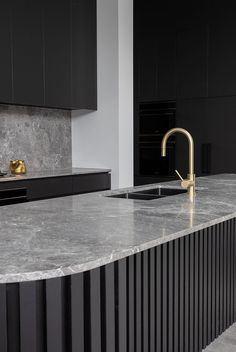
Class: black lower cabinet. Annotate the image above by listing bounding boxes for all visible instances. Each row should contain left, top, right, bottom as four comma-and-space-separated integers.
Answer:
72, 173, 111, 195
0, 172, 111, 204
28, 176, 73, 200
0, 218, 235, 351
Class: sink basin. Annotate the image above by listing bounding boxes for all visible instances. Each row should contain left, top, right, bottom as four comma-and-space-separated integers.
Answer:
133, 187, 187, 196
107, 187, 187, 201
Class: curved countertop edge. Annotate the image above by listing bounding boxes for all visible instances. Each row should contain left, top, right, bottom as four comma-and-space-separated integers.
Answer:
1, 211, 235, 284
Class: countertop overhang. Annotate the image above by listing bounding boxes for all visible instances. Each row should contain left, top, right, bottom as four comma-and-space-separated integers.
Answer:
1, 174, 236, 283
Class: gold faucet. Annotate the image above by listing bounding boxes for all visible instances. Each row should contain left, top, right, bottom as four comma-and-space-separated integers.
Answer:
161, 127, 196, 201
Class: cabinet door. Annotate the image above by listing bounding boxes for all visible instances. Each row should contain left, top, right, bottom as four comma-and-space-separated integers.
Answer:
73, 173, 111, 194
71, 0, 97, 109
44, 0, 71, 109
208, 16, 236, 97
28, 177, 73, 200
176, 25, 208, 99
204, 97, 236, 174
11, 0, 44, 106
0, 1, 12, 103
157, 28, 176, 100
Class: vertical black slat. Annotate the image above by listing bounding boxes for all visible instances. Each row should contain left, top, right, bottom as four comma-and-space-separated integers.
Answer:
20, 281, 45, 352
142, 251, 149, 352
46, 278, 66, 352
225, 221, 229, 327
162, 243, 168, 352
128, 256, 135, 352
230, 220, 234, 325
71, 273, 84, 352
156, 246, 162, 352
184, 235, 190, 352
179, 237, 185, 352
84, 272, 91, 352
198, 230, 203, 350
234, 219, 236, 322
202, 228, 208, 349
118, 258, 127, 352
215, 224, 220, 338
100, 266, 106, 352
226, 220, 231, 328
90, 267, 101, 352
194, 233, 199, 352
189, 234, 194, 352
174, 239, 179, 352
211, 226, 216, 340
207, 227, 212, 345
223, 222, 227, 331
105, 263, 115, 352
0, 284, 7, 352
219, 222, 224, 335
6, 283, 20, 352
168, 241, 174, 352
135, 253, 142, 352
149, 248, 155, 352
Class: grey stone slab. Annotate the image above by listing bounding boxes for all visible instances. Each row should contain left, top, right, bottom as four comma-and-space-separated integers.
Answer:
203, 324, 236, 351
0, 174, 236, 283
0, 104, 71, 172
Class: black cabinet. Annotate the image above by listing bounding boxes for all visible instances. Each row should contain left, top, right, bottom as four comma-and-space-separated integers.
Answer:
72, 173, 110, 194
44, 0, 71, 109
176, 25, 208, 99
208, 18, 236, 97
28, 176, 73, 200
0, 1, 12, 104
11, 0, 44, 107
0, 0, 97, 110
0, 172, 110, 204
71, 0, 97, 110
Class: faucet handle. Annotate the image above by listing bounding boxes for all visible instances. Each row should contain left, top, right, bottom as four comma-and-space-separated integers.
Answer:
175, 169, 184, 181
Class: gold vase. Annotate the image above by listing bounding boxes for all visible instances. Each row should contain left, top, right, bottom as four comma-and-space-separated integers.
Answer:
10, 160, 27, 175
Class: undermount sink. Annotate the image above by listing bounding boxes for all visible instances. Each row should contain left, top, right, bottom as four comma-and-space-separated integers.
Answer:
107, 187, 187, 201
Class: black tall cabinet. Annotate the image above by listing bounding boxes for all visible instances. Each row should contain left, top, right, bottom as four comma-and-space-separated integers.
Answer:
0, 0, 97, 110
134, 1, 236, 185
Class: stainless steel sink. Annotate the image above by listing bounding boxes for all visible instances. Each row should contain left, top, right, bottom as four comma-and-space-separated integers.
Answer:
107, 187, 187, 201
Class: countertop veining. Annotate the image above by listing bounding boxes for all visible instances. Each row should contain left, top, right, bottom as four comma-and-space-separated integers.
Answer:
1, 174, 236, 283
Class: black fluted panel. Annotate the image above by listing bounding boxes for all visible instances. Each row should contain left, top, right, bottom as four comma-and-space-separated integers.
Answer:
0, 218, 236, 352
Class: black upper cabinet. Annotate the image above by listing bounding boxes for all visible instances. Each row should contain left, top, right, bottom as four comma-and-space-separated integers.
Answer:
0, 0, 97, 110
176, 25, 208, 99
71, 0, 97, 109
44, 0, 71, 109
0, 1, 12, 104
12, 0, 44, 106
208, 15, 236, 97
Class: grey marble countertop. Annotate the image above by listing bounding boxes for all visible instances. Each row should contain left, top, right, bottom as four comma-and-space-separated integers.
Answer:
0, 167, 111, 182
1, 174, 236, 284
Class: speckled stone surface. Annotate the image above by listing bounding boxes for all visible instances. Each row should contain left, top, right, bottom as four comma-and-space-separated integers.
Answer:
1, 174, 236, 283
0, 104, 71, 171
203, 323, 236, 351
0, 167, 111, 182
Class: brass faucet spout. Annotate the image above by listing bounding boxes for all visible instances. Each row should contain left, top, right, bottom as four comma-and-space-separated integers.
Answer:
161, 128, 195, 201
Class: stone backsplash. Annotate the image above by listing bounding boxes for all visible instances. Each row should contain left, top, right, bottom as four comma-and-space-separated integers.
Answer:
0, 104, 71, 172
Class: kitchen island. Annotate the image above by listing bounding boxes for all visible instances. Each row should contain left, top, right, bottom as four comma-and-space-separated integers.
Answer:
1, 174, 236, 352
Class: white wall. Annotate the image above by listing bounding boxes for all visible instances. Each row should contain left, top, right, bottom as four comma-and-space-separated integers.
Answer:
72, 0, 133, 189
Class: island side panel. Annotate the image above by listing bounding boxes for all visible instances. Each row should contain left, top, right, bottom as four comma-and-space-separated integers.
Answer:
0, 218, 236, 352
